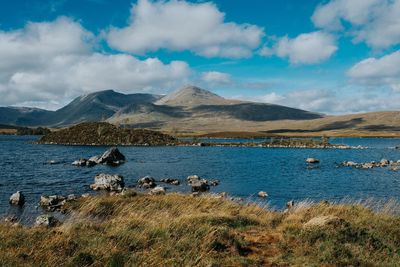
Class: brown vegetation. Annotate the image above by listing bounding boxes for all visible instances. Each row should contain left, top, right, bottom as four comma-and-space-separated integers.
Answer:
1, 194, 399, 266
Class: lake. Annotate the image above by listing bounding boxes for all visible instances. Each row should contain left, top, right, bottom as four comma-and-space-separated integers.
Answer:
1, 135, 400, 222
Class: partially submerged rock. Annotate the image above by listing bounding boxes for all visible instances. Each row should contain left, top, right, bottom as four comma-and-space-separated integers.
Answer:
341, 158, 400, 169
72, 147, 126, 167
149, 186, 166, 195
35, 214, 59, 227
258, 191, 268, 198
9, 191, 25, 206
137, 176, 156, 188
187, 175, 210, 192
306, 158, 320, 164
90, 173, 125, 191
98, 147, 125, 165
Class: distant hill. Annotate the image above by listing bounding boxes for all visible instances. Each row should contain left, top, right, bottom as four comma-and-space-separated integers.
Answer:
2, 86, 400, 136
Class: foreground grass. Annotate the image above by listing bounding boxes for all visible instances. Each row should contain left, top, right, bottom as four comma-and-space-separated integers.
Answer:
1, 194, 400, 266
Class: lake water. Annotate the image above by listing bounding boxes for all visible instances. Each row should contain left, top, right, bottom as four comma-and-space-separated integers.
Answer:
1, 135, 400, 222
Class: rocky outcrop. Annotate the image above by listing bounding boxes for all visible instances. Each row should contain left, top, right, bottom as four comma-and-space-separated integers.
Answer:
137, 176, 157, 189
97, 147, 126, 165
187, 175, 210, 192
90, 174, 125, 191
341, 159, 400, 169
35, 214, 59, 227
9, 191, 25, 206
72, 147, 126, 167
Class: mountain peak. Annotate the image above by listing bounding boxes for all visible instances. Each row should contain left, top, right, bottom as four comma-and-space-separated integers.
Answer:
156, 85, 239, 107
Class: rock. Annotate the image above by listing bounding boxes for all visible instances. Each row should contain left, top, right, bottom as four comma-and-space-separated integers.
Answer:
343, 161, 358, 167
304, 215, 342, 228
86, 160, 97, 167
72, 158, 88, 166
119, 188, 137, 197
98, 147, 125, 166
40, 195, 67, 211
81, 193, 90, 198
9, 191, 25, 206
67, 194, 78, 201
380, 158, 390, 166
137, 176, 156, 188
35, 214, 59, 227
48, 160, 61, 165
90, 173, 125, 191
187, 175, 210, 192
286, 200, 294, 209
209, 180, 220, 186
149, 186, 166, 195
88, 155, 101, 164
160, 178, 180, 185
258, 191, 268, 198
306, 158, 320, 164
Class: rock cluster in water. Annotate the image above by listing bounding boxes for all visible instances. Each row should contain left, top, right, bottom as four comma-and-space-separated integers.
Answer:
341, 158, 400, 170
90, 174, 125, 191
72, 147, 126, 167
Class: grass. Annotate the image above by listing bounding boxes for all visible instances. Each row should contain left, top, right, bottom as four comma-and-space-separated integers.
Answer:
1, 194, 400, 266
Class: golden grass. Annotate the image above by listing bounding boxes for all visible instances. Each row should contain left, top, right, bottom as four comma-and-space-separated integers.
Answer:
1, 194, 400, 266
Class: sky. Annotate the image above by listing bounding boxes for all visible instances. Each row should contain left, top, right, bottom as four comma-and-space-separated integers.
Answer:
1, 0, 400, 114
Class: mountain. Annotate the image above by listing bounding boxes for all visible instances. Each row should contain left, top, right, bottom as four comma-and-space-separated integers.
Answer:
108, 86, 324, 128
0, 107, 53, 126
0, 90, 162, 127
155, 86, 241, 107
48, 90, 161, 126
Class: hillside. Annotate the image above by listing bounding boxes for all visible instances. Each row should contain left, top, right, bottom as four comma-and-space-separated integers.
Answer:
1, 193, 399, 266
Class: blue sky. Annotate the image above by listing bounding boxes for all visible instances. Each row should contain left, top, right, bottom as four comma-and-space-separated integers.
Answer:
1, 0, 400, 114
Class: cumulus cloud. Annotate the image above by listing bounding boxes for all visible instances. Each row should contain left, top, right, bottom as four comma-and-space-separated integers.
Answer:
201, 71, 232, 84
106, 0, 264, 58
347, 50, 400, 90
0, 17, 191, 109
256, 88, 400, 114
312, 0, 400, 49
260, 31, 337, 64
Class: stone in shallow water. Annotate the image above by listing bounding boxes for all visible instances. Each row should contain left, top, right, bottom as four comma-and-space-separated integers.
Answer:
258, 191, 268, 198
90, 173, 125, 191
306, 158, 320, 164
9, 191, 25, 206
98, 147, 126, 166
137, 176, 156, 188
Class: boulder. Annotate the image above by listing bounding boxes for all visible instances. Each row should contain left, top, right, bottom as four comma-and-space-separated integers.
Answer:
35, 214, 59, 227
98, 147, 125, 166
149, 186, 166, 195
306, 158, 320, 164
258, 191, 268, 198
209, 180, 220, 186
187, 175, 210, 192
286, 200, 294, 209
343, 161, 358, 167
72, 158, 88, 166
137, 176, 156, 188
304, 215, 342, 228
40, 195, 67, 211
9, 191, 25, 206
90, 173, 125, 191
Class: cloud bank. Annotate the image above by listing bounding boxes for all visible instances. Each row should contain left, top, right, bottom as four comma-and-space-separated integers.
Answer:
106, 0, 264, 58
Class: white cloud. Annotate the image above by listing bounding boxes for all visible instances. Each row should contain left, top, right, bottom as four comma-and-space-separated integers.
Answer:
312, 0, 400, 49
255, 88, 400, 114
106, 0, 264, 58
0, 17, 191, 109
347, 50, 400, 90
201, 71, 231, 84
261, 31, 337, 64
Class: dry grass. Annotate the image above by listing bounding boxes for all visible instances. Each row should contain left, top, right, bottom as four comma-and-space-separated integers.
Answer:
1, 194, 400, 266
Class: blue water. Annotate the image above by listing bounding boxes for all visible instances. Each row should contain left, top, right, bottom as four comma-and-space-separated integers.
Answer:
1, 135, 400, 222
